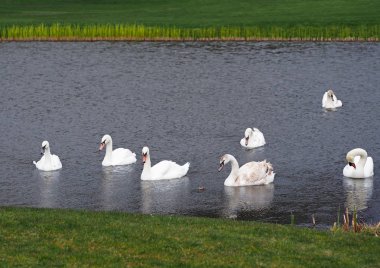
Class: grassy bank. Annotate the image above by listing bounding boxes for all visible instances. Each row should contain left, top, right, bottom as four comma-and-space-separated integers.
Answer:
0, 0, 379, 41
0, 207, 379, 267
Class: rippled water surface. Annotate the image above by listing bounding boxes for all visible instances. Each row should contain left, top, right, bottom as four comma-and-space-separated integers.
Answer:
0, 42, 379, 227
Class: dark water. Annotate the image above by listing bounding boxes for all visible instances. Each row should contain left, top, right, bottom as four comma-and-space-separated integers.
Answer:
0, 42, 379, 227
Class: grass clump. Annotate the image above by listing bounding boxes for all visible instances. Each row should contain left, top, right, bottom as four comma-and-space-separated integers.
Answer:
0, 207, 379, 267
331, 208, 380, 237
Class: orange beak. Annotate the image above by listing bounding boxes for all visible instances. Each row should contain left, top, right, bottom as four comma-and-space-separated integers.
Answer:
99, 143, 105, 151
142, 154, 147, 163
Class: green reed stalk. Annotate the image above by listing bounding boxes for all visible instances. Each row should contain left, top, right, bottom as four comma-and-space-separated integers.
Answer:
0, 24, 379, 41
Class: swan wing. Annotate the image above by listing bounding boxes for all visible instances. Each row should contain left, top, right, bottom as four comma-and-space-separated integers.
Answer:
335, 99, 343, 107
237, 161, 274, 185
152, 160, 189, 179
364, 157, 374, 177
322, 92, 328, 107
151, 160, 174, 176
112, 148, 137, 165
52, 154, 62, 170
251, 128, 266, 147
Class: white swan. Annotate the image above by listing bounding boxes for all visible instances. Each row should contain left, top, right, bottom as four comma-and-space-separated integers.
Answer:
33, 141, 62, 171
322, 89, 342, 109
99, 134, 136, 166
343, 148, 374, 178
141, 146, 190, 180
240, 128, 266, 149
218, 154, 274, 186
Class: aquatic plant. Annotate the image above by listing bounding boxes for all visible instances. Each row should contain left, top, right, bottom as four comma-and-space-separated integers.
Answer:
0, 24, 379, 41
331, 207, 380, 236
290, 212, 295, 225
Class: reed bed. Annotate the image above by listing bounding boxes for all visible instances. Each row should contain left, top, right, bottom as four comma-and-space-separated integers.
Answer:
1, 24, 379, 41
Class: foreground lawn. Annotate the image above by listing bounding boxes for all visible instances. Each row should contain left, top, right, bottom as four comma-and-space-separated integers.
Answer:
0, 0, 379, 27
0, 207, 379, 267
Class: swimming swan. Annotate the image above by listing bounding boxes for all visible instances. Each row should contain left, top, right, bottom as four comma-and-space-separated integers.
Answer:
99, 134, 136, 166
322, 89, 342, 109
218, 154, 274, 186
33, 141, 62, 171
240, 128, 266, 149
141, 146, 190, 180
343, 148, 374, 178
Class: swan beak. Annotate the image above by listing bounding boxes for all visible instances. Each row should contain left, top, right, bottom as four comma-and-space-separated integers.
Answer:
349, 162, 356, 169
142, 153, 147, 164
99, 142, 105, 151
245, 137, 249, 146
41, 146, 46, 155
218, 161, 224, 172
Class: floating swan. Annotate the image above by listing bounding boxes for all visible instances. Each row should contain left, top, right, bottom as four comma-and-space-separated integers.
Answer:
322, 89, 342, 109
218, 154, 274, 186
240, 128, 266, 149
141, 146, 190, 180
343, 148, 374, 178
99, 134, 136, 166
33, 141, 62, 171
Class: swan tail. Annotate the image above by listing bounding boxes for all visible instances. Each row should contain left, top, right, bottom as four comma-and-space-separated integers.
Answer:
33, 161, 37, 166
182, 162, 190, 175
365, 157, 374, 177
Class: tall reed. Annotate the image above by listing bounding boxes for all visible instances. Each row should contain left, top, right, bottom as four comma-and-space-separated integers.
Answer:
1, 24, 379, 41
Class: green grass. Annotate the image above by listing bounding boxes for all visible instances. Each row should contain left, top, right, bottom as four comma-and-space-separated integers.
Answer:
0, 207, 379, 267
0, 0, 379, 40
0, 0, 379, 27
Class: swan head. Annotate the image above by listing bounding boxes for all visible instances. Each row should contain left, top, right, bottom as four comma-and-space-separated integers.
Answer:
142, 146, 149, 163
244, 128, 253, 146
218, 154, 231, 172
346, 150, 357, 169
41, 141, 49, 154
327, 89, 335, 101
345, 148, 366, 170
99, 134, 111, 151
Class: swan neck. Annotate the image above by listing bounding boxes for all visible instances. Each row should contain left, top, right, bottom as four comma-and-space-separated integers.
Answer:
44, 149, 52, 159
356, 149, 367, 168
142, 155, 152, 178
104, 141, 113, 161
229, 156, 240, 177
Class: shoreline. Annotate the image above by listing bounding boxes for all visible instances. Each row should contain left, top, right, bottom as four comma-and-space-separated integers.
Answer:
1, 207, 379, 266
1, 37, 379, 42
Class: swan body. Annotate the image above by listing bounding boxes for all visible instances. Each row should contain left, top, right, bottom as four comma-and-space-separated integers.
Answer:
141, 146, 190, 180
33, 141, 62, 171
240, 128, 266, 149
219, 154, 274, 186
343, 148, 374, 178
322, 89, 342, 109
99, 134, 136, 166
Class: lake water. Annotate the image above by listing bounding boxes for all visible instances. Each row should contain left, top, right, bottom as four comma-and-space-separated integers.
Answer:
0, 42, 379, 227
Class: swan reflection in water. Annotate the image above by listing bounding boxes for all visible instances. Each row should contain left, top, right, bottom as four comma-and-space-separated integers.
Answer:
342, 177, 373, 211
101, 165, 137, 210
141, 177, 190, 214
34, 170, 61, 208
223, 184, 274, 218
